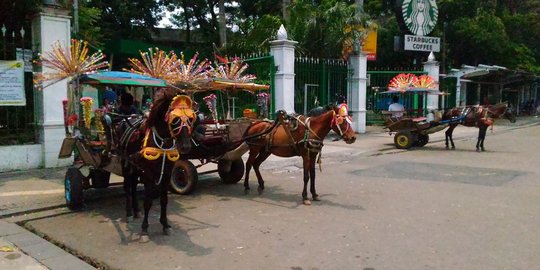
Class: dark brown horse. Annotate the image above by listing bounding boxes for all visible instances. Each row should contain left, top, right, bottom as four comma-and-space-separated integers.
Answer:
241, 103, 357, 205
443, 102, 516, 151
114, 90, 197, 242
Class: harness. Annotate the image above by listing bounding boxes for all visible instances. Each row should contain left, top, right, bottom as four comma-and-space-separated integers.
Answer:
140, 127, 179, 185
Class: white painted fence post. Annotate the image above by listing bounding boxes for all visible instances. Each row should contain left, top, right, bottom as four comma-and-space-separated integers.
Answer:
269, 25, 297, 114
423, 52, 440, 110
348, 53, 367, 133
32, 7, 72, 168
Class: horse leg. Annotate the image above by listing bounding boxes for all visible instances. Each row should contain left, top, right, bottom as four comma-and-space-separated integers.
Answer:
131, 172, 141, 219
253, 151, 271, 195
159, 183, 171, 235
140, 184, 152, 243
123, 170, 134, 222
446, 125, 456, 149
302, 157, 311, 205
309, 156, 319, 201
243, 147, 258, 193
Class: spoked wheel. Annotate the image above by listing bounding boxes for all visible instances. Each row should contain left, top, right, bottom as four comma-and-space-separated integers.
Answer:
65, 167, 84, 210
218, 159, 245, 184
416, 134, 429, 147
394, 131, 414, 149
170, 160, 198, 195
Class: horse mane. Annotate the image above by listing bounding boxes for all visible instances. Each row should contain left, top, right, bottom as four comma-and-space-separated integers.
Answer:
307, 105, 334, 117
146, 88, 186, 128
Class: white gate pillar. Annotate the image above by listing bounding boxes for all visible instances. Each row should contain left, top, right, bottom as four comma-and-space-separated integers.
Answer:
269, 25, 297, 114
347, 53, 367, 133
423, 52, 440, 110
32, 7, 72, 168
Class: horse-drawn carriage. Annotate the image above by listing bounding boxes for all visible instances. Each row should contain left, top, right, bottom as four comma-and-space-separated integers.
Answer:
381, 73, 515, 150
37, 40, 271, 210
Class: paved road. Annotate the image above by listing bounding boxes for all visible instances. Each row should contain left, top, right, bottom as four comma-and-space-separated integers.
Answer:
4, 120, 538, 270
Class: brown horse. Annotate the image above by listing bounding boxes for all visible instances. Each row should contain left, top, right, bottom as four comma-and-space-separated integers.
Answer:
114, 90, 197, 242
443, 102, 516, 151
241, 103, 357, 205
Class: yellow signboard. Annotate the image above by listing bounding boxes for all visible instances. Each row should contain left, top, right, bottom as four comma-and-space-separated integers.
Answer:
362, 30, 378, 61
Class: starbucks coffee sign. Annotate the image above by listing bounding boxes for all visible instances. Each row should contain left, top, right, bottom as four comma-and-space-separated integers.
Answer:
400, 0, 438, 36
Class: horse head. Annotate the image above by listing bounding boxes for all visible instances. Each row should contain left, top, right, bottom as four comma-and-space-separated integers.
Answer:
165, 95, 197, 154
488, 102, 516, 123
331, 103, 356, 144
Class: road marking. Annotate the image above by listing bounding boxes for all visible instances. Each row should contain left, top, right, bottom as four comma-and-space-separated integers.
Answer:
0, 189, 64, 197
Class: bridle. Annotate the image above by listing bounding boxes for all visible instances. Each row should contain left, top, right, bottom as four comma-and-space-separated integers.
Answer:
165, 95, 196, 138
331, 103, 353, 139
139, 95, 196, 185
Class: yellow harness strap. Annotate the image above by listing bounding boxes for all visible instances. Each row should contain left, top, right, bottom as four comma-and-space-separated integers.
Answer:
140, 129, 180, 162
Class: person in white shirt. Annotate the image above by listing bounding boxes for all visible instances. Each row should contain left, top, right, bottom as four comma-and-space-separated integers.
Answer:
388, 96, 405, 118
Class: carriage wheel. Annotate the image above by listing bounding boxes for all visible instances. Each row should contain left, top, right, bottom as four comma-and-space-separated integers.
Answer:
170, 160, 198, 195
394, 131, 413, 149
65, 167, 84, 210
416, 134, 429, 147
218, 159, 245, 184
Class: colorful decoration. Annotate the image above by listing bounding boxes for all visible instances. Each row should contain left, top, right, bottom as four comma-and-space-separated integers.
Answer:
213, 56, 256, 83
388, 74, 438, 92
412, 74, 438, 89
256, 92, 270, 118
126, 48, 180, 83
203, 94, 218, 121
38, 39, 108, 84
176, 52, 212, 85
80, 97, 93, 129
388, 73, 417, 91
94, 109, 105, 134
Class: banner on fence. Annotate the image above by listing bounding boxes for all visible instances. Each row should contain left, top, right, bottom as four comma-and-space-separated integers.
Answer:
0, 61, 26, 106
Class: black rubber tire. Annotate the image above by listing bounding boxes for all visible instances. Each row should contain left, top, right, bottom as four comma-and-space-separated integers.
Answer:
65, 167, 84, 210
90, 168, 111, 188
218, 159, 245, 184
170, 160, 198, 195
394, 131, 414, 149
416, 134, 429, 147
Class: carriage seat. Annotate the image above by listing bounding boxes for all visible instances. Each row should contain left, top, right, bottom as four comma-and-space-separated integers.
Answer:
412, 117, 427, 122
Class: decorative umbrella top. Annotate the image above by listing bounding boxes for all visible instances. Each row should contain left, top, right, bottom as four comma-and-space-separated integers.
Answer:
38, 39, 109, 83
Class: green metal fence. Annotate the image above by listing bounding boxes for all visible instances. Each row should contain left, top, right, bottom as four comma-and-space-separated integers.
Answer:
366, 69, 427, 125
0, 27, 36, 145
294, 58, 351, 114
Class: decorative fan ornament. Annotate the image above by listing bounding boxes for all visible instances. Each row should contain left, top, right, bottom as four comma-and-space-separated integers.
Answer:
213, 56, 256, 83
126, 48, 180, 83
38, 39, 108, 83
175, 52, 212, 85
412, 74, 437, 89
388, 73, 417, 91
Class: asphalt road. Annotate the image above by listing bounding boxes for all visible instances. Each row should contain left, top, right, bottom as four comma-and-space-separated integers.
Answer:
13, 124, 540, 270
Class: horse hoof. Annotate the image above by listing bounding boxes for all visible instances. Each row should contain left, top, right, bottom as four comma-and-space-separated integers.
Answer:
139, 234, 150, 243
445, 146, 449, 150
303, 199, 312, 205
257, 187, 264, 195
134, 211, 142, 219
244, 188, 250, 195
481, 148, 485, 152
312, 195, 320, 201
451, 146, 455, 150
163, 227, 172, 236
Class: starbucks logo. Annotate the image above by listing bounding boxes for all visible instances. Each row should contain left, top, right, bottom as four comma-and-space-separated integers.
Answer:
401, 0, 438, 36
